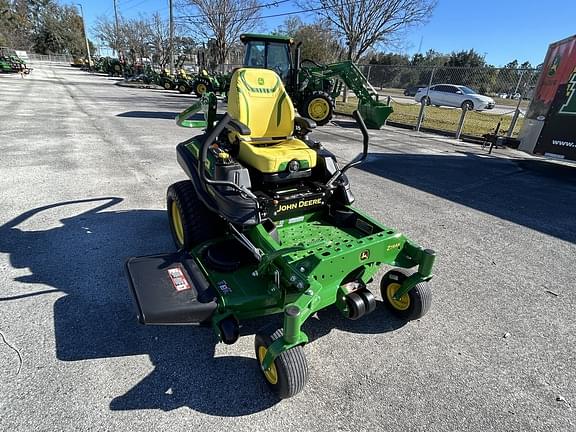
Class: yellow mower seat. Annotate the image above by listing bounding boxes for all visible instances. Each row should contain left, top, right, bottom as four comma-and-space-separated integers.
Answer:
227, 68, 316, 174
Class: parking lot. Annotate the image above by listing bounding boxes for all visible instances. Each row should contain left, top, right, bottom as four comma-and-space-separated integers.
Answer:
1, 64, 575, 431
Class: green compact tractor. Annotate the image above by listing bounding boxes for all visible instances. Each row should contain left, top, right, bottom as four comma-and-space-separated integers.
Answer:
239, 33, 391, 128
0, 47, 31, 74
189, 69, 230, 97
125, 68, 435, 398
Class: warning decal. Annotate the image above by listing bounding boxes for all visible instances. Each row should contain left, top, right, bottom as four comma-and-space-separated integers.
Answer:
167, 267, 192, 292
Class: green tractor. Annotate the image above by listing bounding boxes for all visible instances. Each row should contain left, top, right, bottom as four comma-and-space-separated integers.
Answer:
189, 69, 230, 97
239, 34, 391, 128
0, 47, 31, 74
125, 68, 435, 398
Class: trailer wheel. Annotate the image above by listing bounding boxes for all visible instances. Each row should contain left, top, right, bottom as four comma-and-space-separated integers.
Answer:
301, 91, 334, 126
255, 328, 308, 399
380, 268, 432, 320
167, 180, 223, 250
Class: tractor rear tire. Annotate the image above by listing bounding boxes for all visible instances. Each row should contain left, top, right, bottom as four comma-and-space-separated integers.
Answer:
255, 328, 308, 399
380, 268, 432, 320
193, 78, 213, 97
301, 91, 334, 126
178, 83, 191, 94
167, 180, 223, 250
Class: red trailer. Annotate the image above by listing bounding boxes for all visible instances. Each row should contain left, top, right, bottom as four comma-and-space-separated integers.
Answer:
519, 35, 576, 160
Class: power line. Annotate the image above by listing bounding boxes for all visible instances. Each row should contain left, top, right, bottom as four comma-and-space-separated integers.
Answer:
175, 0, 367, 24
177, 0, 294, 20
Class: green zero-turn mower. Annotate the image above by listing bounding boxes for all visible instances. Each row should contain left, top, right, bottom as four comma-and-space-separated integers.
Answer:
125, 67, 436, 399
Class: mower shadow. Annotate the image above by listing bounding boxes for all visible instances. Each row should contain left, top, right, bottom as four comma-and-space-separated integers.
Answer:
0, 198, 408, 415
357, 152, 576, 244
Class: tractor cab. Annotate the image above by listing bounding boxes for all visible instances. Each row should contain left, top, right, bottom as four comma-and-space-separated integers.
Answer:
240, 34, 295, 88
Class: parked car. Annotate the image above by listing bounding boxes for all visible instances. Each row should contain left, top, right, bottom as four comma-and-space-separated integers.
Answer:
415, 84, 495, 110
404, 85, 423, 96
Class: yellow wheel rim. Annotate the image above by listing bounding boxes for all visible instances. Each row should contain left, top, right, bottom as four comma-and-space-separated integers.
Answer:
164, 82, 171, 89
171, 201, 184, 246
258, 346, 278, 385
197, 83, 207, 94
308, 98, 330, 121
386, 282, 410, 311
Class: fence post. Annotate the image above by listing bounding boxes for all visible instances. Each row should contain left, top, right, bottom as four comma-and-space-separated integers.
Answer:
455, 105, 468, 139
416, 67, 435, 132
416, 99, 426, 131
507, 72, 526, 138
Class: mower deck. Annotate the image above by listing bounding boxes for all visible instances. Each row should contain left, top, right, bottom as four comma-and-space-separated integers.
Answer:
125, 252, 217, 325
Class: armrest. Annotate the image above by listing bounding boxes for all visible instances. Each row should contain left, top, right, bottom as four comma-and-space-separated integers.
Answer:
294, 116, 317, 131
225, 118, 251, 135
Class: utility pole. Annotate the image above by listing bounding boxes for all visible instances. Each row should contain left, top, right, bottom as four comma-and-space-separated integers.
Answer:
169, 0, 175, 75
77, 3, 92, 68
113, 0, 120, 57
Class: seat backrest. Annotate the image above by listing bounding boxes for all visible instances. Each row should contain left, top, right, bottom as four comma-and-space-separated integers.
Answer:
227, 68, 294, 139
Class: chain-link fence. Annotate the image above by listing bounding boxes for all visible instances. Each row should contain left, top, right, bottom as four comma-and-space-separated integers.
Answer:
337, 65, 541, 140
27, 53, 74, 63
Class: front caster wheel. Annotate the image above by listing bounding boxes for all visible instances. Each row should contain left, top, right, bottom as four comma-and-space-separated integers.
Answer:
380, 268, 432, 320
254, 328, 308, 399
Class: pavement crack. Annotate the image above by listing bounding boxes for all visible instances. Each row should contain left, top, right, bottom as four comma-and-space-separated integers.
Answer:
0, 327, 23, 376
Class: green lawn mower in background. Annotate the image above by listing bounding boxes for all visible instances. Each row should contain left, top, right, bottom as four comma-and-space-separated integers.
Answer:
125, 68, 436, 398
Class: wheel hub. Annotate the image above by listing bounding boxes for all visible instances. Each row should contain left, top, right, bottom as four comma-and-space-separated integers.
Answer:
258, 346, 278, 384
308, 98, 329, 121
386, 282, 410, 310
171, 201, 184, 246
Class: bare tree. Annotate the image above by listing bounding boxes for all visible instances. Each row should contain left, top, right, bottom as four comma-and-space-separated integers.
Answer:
303, 0, 436, 62
146, 12, 171, 68
178, 0, 262, 67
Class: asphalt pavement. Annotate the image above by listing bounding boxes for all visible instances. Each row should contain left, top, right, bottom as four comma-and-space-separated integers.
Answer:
0, 63, 575, 431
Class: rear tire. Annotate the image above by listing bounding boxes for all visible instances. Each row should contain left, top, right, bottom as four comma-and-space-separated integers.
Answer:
166, 180, 223, 250
193, 78, 213, 97
255, 328, 308, 399
300, 91, 334, 126
178, 83, 191, 94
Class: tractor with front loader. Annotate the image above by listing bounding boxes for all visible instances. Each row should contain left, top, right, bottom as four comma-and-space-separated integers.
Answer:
239, 33, 391, 128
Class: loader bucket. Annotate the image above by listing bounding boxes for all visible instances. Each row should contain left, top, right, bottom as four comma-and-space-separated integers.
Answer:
358, 102, 393, 129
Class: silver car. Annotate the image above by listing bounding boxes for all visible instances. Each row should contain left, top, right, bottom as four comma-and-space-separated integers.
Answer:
415, 84, 495, 111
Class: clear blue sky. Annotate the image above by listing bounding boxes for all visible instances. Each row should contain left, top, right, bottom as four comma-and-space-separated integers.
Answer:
75, 0, 575, 66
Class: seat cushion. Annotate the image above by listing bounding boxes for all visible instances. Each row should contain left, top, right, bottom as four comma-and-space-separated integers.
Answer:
238, 138, 317, 173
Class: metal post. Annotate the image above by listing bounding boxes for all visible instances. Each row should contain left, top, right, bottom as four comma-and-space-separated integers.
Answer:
513, 69, 525, 97
169, 0, 175, 75
416, 67, 435, 132
506, 71, 524, 138
455, 105, 468, 139
416, 99, 426, 131
113, 0, 120, 57
77, 4, 92, 69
